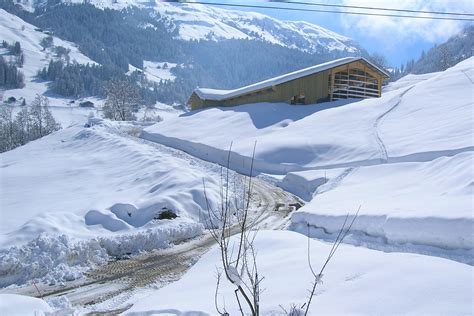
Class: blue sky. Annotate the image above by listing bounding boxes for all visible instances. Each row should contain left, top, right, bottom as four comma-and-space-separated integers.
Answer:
198, 0, 473, 67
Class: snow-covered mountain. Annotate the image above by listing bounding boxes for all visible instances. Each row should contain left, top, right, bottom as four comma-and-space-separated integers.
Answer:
19, 0, 362, 54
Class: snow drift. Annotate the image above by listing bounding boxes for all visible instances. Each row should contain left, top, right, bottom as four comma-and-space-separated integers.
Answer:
0, 120, 233, 285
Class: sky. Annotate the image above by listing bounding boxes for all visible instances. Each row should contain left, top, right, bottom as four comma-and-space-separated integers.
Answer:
196, 0, 474, 67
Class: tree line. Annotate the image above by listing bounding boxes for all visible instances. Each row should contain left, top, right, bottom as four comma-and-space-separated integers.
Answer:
0, 40, 25, 88
0, 94, 61, 153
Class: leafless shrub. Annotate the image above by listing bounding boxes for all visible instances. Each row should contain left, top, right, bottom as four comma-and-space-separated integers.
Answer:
203, 142, 262, 315
203, 142, 359, 315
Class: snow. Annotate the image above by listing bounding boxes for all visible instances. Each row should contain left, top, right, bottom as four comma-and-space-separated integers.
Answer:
383, 72, 440, 92
195, 57, 389, 101
127, 230, 474, 315
0, 9, 97, 107
150, 3, 361, 54
0, 219, 202, 287
290, 152, 474, 254
127, 61, 177, 84
141, 58, 474, 260
0, 294, 52, 315
143, 61, 177, 82
0, 120, 234, 285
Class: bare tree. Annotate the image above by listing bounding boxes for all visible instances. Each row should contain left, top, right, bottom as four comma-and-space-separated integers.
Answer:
369, 53, 389, 72
103, 80, 139, 121
204, 143, 359, 315
203, 142, 262, 316
0, 105, 15, 151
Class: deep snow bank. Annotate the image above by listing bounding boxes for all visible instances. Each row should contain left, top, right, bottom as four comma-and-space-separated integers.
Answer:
289, 152, 474, 259
0, 219, 202, 287
127, 230, 473, 315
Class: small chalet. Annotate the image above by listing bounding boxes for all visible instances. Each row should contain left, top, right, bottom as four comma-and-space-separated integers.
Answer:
79, 101, 95, 108
188, 57, 389, 110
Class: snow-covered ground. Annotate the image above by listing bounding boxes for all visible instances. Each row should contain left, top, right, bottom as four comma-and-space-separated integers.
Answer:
0, 119, 231, 286
127, 230, 473, 315
0, 9, 97, 107
0, 294, 52, 315
141, 58, 474, 262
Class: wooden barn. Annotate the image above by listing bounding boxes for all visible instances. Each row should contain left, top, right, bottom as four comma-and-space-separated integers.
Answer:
188, 57, 389, 110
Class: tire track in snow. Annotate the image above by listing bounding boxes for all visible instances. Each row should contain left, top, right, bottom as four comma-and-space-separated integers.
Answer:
373, 86, 415, 163
461, 69, 474, 84
315, 167, 358, 195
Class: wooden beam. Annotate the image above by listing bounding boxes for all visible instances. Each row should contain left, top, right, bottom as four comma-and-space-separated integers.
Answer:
330, 69, 335, 102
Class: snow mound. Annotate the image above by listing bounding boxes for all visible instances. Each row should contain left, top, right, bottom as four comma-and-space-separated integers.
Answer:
0, 294, 52, 316
290, 152, 474, 261
0, 218, 202, 287
0, 122, 224, 247
0, 120, 237, 285
127, 230, 473, 315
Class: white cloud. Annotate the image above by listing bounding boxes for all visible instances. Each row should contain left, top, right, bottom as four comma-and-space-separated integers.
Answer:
341, 0, 473, 44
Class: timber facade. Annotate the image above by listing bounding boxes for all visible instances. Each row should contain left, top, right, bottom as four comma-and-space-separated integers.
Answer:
188, 57, 389, 110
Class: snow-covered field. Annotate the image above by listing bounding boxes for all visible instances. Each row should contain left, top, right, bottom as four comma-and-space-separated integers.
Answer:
141, 58, 474, 262
0, 119, 230, 286
127, 230, 473, 315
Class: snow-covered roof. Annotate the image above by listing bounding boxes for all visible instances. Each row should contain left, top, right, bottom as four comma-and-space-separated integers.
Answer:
194, 57, 389, 101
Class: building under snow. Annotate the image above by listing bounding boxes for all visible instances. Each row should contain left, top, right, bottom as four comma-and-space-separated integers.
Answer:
188, 57, 389, 110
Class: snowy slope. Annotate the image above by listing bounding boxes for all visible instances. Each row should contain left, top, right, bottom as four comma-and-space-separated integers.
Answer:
127, 230, 473, 315
0, 9, 97, 106
0, 120, 238, 285
22, 0, 362, 55
141, 58, 474, 259
0, 122, 224, 246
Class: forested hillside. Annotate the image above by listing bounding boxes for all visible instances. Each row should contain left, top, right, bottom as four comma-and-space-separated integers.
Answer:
1, 1, 368, 104
392, 25, 473, 80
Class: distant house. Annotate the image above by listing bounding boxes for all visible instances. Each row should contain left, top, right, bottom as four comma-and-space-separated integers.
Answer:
79, 101, 95, 108
188, 57, 389, 110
